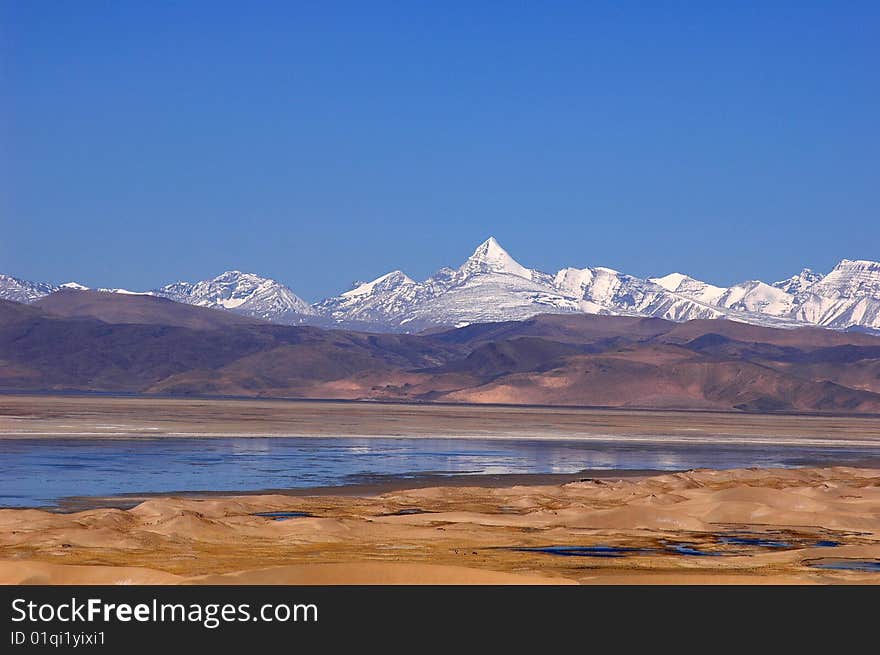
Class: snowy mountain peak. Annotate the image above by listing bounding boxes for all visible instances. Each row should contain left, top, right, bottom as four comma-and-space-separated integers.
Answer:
316, 270, 422, 325
341, 270, 415, 299
649, 273, 691, 292
153, 270, 314, 322
648, 273, 726, 305
813, 259, 880, 299
773, 268, 821, 295
0, 274, 57, 304
60, 282, 89, 290
462, 237, 533, 279
476, 236, 505, 255
837, 259, 880, 268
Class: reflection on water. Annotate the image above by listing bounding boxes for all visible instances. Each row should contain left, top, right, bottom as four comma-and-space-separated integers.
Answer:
0, 437, 879, 508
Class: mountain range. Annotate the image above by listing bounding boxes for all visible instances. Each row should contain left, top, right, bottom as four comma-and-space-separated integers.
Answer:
3, 238, 880, 333
2, 291, 880, 413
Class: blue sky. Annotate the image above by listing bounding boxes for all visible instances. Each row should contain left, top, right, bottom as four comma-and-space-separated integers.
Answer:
2, 2, 878, 300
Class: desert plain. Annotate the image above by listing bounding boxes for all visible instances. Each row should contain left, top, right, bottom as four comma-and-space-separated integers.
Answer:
0, 395, 879, 585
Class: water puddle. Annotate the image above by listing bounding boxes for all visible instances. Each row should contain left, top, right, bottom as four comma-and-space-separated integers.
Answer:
666, 543, 721, 557
808, 560, 880, 573
251, 511, 312, 520
510, 530, 847, 559
384, 508, 435, 516
514, 545, 655, 558
719, 536, 792, 549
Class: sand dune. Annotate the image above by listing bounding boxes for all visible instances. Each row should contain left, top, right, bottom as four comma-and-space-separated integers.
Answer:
0, 561, 182, 585
1, 466, 878, 585
191, 563, 574, 585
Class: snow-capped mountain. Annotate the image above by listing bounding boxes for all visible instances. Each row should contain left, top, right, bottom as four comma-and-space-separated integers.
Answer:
649, 272, 728, 305
808, 259, 880, 299
788, 260, 880, 330
153, 271, 315, 323
318, 238, 801, 330
317, 238, 582, 330
0, 270, 316, 325
646, 260, 880, 331
402, 238, 582, 329
560, 267, 732, 321
0, 274, 57, 303
315, 270, 419, 325
3, 239, 879, 333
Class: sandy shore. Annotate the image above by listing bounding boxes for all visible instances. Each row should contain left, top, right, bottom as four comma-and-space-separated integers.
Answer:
1, 466, 878, 585
3, 394, 880, 447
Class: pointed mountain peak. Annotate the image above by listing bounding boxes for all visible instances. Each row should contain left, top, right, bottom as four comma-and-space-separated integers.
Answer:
153, 270, 314, 317
381, 270, 415, 285
472, 236, 506, 257
463, 237, 532, 279
60, 282, 90, 290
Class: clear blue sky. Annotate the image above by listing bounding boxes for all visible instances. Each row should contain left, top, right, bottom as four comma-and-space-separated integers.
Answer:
2, 2, 878, 300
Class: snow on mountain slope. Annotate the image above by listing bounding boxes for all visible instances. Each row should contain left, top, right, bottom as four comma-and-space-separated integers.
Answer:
154, 271, 315, 323
412, 239, 579, 325
773, 268, 821, 295
97, 288, 152, 295
315, 270, 420, 324
401, 269, 579, 330
317, 238, 579, 330
787, 260, 880, 330
792, 295, 880, 330
0, 277, 157, 304
558, 267, 766, 323
649, 272, 727, 305
317, 239, 824, 331
0, 275, 56, 303
714, 280, 795, 315
649, 274, 795, 320
317, 239, 793, 331
556, 267, 644, 313
809, 259, 880, 300
342, 271, 416, 299
458, 236, 536, 280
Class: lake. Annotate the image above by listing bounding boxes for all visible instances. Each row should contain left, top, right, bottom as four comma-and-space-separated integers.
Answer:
3, 436, 880, 508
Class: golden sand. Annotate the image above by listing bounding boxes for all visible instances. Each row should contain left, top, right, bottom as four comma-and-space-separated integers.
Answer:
1, 467, 878, 585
